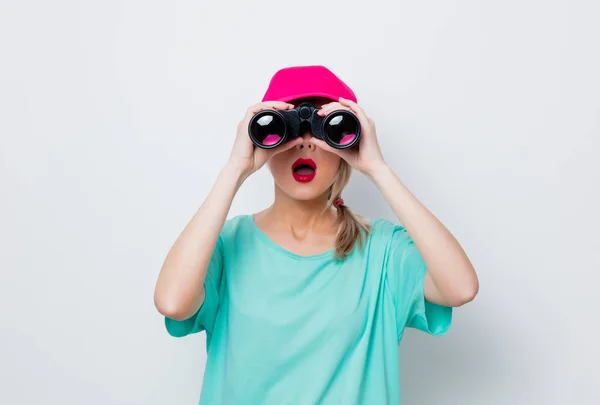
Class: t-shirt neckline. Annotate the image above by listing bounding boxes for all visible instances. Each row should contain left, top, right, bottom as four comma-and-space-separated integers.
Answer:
246, 214, 336, 261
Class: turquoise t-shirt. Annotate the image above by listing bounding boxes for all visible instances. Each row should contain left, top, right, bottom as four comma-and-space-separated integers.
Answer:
165, 214, 452, 405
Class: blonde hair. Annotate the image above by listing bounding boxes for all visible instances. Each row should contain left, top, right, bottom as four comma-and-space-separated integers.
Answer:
326, 160, 372, 259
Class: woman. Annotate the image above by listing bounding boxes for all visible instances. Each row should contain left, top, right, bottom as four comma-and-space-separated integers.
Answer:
154, 65, 479, 405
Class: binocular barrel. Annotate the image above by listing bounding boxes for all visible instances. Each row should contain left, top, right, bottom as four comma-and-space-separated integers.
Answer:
248, 103, 361, 150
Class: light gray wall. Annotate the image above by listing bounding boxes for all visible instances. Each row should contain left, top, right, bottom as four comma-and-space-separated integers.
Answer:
1, 1, 598, 404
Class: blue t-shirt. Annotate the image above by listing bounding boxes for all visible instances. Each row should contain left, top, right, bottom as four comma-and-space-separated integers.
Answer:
165, 214, 452, 405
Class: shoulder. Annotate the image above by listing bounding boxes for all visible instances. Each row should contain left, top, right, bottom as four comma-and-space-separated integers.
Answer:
361, 217, 417, 264
219, 214, 251, 242
366, 217, 409, 245
222, 214, 248, 232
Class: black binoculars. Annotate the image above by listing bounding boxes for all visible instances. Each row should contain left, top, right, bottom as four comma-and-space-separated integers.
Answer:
248, 102, 361, 149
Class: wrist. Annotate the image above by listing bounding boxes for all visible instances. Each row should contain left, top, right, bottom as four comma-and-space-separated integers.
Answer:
221, 161, 250, 188
365, 160, 391, 180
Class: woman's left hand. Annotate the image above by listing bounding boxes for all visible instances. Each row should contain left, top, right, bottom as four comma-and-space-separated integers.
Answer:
311, 97, 387, 176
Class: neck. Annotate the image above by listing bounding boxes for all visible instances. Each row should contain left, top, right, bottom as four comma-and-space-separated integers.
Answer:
263, 185, 336, 233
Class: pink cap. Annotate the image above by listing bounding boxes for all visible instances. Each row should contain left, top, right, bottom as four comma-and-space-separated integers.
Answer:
262, 65, 358, 103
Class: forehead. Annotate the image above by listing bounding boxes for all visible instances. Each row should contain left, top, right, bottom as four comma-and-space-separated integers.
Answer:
289, 96, 335, 109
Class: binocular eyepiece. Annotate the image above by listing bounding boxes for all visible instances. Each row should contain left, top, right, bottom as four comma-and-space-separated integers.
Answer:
248, 103, 361, 149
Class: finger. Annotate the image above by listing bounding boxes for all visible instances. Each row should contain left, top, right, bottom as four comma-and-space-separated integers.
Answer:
318, 102, 343, 111
317, 103, 351, 116
338, 97, 368, 121
247, 101, 294, 116
255, 137, 302, 163
316, 101, 337, 112
267, 137, 304, 157
311, 138, 353, 161
338, 97, 375, 137
262, 100, 295, 110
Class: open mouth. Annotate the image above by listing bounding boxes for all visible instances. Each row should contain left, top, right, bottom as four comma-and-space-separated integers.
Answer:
292, 158, 317, 183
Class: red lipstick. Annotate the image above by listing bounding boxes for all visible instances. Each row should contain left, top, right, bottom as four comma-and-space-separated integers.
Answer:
292, 158, 317, 183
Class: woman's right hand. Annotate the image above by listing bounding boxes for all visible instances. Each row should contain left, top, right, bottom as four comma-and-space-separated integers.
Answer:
227, 101, 303, 179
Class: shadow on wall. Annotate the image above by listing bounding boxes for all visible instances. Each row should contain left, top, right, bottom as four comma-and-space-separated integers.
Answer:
399, 305, 525, 405
345, 175, 526, 404
343, 174, 395, 222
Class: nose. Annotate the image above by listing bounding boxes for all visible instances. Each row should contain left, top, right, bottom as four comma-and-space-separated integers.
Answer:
297, 131, 316, 152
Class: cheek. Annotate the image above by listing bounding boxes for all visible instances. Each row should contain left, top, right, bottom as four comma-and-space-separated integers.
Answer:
267, 155, 289, 180
316, 155, 342, 184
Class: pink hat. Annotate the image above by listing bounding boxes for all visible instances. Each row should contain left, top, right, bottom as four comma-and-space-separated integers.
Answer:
262, 65, 358, 103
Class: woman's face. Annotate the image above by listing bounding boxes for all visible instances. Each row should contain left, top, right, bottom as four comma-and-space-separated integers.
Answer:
267, 97, 342, 201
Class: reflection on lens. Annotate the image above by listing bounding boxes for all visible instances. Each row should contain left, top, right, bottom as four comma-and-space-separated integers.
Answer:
257, 115, 274, 126
250, 112, 285, 147
323, 112, 359, 147
329, 116, 343, 126
262, 134, 281, 145
339, 133, 357, 145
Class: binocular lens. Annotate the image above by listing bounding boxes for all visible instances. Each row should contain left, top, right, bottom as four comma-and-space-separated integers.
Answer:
249, 107, 360, 149
323, 112, 360, 148
249, 112, 286, 147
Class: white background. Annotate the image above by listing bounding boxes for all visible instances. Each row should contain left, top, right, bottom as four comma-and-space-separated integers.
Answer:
1, 1, 598, 404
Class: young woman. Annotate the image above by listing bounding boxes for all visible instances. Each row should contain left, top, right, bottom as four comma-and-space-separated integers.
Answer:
154, 65, 479, 405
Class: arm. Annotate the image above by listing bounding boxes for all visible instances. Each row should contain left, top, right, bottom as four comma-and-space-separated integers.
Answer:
313, 97, 479, 308
154, 101, 301, 321
153, 164, 245, 321
368, 163, 479, 307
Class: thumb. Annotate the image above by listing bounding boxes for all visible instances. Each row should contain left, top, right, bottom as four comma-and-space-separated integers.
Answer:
311, 138, 353, 161
255, 137, 303, 163
266, 137, 304, 157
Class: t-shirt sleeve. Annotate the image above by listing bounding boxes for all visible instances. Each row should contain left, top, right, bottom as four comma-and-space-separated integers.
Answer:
164, 235, 224, 338
386, 226, 452, 341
